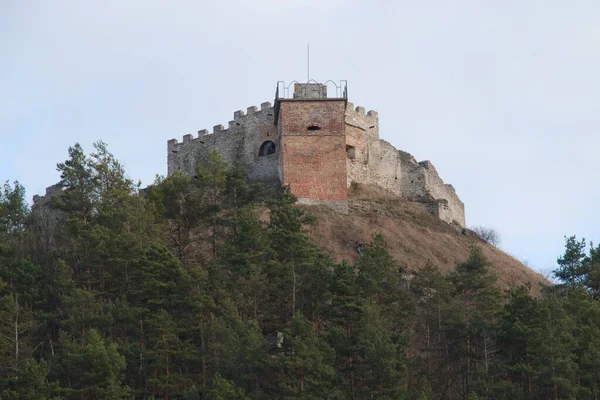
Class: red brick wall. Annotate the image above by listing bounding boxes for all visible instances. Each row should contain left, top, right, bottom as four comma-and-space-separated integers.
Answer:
279, 100, 347, 201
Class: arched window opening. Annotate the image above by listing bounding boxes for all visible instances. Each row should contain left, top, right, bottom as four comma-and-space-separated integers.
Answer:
307, 125, 321, 131
259, 140, 276, 157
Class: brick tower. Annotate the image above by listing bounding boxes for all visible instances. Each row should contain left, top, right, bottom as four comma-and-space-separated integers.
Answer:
274, 83, 349, 213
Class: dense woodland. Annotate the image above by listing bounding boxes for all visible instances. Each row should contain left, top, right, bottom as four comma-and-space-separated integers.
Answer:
1, 142, 600, 399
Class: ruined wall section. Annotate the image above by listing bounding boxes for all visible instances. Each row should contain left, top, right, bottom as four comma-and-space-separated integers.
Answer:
397, 151, 465, 226
345, 103, 465, 226
417, 160, 465, 226
167, 102, 281, 187
345, 103, 378, 188
345, 104, 401, 197
31, 185, 65, 249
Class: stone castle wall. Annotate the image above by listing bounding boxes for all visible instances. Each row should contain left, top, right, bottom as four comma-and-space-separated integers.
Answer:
167, 98, 466, 227
31, 184, 65, 249
344, 103, 465, 226
167, 102, 281, 187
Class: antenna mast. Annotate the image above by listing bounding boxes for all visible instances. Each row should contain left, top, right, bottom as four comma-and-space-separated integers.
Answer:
307, 43, 310, 82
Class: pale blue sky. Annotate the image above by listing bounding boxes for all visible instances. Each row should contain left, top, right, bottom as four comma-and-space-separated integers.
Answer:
3, 1, 600, 276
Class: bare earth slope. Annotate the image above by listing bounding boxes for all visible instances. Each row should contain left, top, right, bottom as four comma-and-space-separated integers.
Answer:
299, 184, 549, 295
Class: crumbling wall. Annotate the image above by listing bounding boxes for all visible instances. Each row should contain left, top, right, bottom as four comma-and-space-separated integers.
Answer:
397, 152, 465, 226
344, 103, 465, 226
418, 160, 465, 226
31, 185, 64, 249
346, 103, 401, 195
345, 103, 376, 188
167, 102, 281, 187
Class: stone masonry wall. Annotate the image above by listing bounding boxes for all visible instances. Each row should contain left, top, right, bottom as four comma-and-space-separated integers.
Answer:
167, 102, 281, 187
398, 152, 465, 226
31, 185, 65, 249
344, 102, 465, 226
417, 160, 465, 226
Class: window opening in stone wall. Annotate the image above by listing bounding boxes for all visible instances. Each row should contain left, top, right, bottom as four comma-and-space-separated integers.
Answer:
307, 125, 321, 131
346, 145, 356, 160
259, 141, 276, 157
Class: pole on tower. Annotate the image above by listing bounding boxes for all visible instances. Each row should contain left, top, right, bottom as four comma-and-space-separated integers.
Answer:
307, 43, 310, 82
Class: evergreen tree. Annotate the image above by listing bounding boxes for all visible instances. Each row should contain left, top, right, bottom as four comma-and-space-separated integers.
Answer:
0, 359, 56, 400
495, 285, 539, 398
274, 314, 337, 399
554, 235, 588, 286
411, 261, 463, 398
7, 140, 600, 399
265, 190, 319, 327
54, 329, 129, 399
449, 245, 501, 399
527, 298, 578, 400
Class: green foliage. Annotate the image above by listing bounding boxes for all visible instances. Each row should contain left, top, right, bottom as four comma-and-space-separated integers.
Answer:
55, 329, 129, 399
274, 314, 338, 399
554, 235, 600, 297
1, 359, 55, 400
0, 180, 28, 237
554, 235, 588, 285
207, 373, 249, 400
5, 141, 600, 398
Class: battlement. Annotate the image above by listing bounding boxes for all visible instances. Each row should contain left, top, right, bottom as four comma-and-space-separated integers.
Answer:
345, 102, 379, 122
345, 102, 379, 140
167, 100, 278, 184
168, 102, 274, 147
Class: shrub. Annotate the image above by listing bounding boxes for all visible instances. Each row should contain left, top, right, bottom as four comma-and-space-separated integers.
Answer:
471, 226, 501, 247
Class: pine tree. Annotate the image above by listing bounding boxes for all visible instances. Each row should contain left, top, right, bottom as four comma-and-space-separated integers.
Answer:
554, 235, 588, 286
55, 143, 98, 226
273, 314, 337, 399
55, 329, 129, 399
527, 298, 578, 400
352, 303, 407, 399
8, 140, 600, 399
411, 261, 462, 397
146, 309, 195, 399
204, 300, 266, 394
449, 245, 501, 399
496, 286, 538, 398
0, 359, 55, 400
265, 190, 319, 327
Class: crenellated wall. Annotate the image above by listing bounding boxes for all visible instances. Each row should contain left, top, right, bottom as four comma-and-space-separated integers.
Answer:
167, 102, 281, 187
167, 90, 466, 227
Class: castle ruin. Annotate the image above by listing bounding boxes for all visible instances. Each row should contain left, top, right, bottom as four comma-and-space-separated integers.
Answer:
167, 81, 465, 227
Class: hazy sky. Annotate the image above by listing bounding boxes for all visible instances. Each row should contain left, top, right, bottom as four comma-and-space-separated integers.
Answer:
3, 1, 600, 276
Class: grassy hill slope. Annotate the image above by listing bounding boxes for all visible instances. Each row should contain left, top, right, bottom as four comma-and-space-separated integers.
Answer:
299, 184, 549, 295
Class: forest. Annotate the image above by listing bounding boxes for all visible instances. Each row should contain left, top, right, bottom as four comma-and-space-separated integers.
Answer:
1, 141, 600, 400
